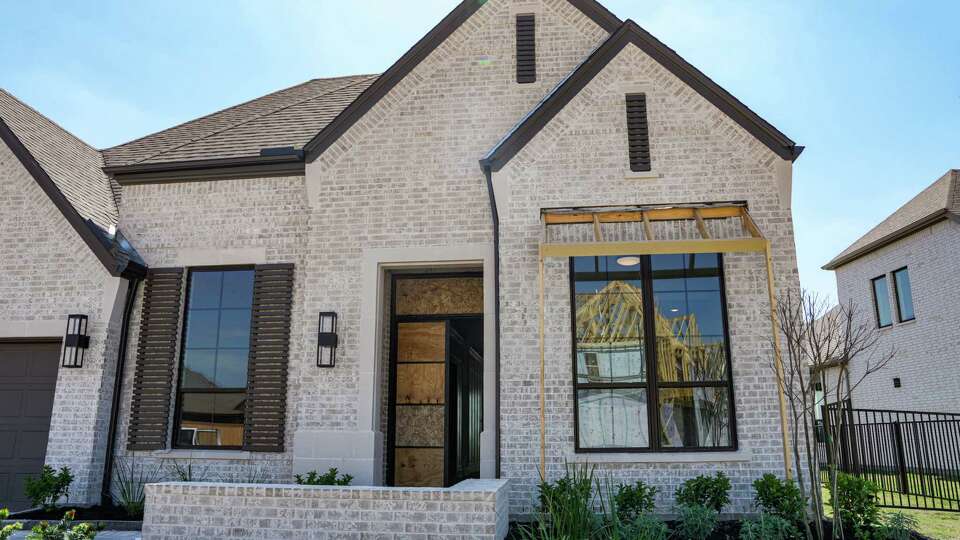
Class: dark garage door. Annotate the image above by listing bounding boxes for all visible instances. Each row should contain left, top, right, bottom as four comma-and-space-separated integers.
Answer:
0, 341, 59, 512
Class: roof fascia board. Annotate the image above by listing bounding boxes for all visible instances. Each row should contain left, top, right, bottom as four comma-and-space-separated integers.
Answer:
0, 118, 123, 276
112, 160, 305, 185
303, 0, 624, 162
822, 209, 952, 270
482, 20, 801, 172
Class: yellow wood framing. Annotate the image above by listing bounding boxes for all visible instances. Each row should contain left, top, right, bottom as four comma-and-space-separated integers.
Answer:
536, 205, 793, 480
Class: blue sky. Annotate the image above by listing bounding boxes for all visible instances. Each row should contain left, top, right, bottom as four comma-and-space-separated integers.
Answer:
2, 1, 957, 300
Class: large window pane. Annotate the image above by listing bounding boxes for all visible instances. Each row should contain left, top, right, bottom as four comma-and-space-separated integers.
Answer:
872, 276, 892, 327
176, 268, 253, 448
893, 268, 914, 322
658, 387, 731, 448
577, 388, 648, 448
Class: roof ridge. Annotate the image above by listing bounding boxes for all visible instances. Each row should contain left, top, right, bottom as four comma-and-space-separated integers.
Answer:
104, 74, 372, 161
0, 88, 104, 158
128, 74, 378, 165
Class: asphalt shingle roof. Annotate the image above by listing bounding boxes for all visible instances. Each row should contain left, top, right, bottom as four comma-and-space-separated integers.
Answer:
825, 169, 960, 269
0, 89, 119, 229
102, 74, 378, 168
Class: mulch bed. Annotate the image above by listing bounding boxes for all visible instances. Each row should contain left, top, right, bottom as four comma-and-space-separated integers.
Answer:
5, 504, 142, 530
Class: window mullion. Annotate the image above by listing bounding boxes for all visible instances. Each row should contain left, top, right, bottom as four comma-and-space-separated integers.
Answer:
641, 255, 660, 451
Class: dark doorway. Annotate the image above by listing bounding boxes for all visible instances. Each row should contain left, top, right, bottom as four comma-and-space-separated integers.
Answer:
387, 273, 483, 487
0, 340, 60, 511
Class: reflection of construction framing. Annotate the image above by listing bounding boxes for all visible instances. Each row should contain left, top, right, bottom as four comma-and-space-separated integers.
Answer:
538, 204, 791, 478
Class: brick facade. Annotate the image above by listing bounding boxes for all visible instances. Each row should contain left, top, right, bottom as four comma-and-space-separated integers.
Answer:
834, 219, 960, 412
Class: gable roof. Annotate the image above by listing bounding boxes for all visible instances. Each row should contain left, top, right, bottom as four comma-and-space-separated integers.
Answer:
823, 169, 960, 270
102, 75, 378, 172
0, 90, 144, 277
300, 0, 622, 161
481, 20, 803, 172
0, 89, 118, 229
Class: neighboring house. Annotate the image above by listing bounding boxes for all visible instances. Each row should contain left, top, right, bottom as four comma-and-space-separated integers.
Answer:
0, 0, 804, 529
824, 169, 960, 413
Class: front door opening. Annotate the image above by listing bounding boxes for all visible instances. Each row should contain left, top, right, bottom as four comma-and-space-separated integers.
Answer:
388, 273, 483, 487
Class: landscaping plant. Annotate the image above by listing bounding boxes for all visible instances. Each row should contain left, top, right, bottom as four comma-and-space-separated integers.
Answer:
166, 460, 207, 482
217, 464, 270, 484
831, 474, 880, 539
675, 472, 731, 513
25, 510, 101, 540
752, 473, 806, 525
612, 480, 658, 522
619, 514, 669, 540
24, 466, 74, 512
111, 456, 164, 519
739, 513, 801, 540
674, 504, 718, 540
294, 467, 353, 486
877, 512, 918, 540
0, 509, 23, 540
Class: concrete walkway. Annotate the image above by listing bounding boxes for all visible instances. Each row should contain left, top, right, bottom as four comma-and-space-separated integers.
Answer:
10, 531, 141, 539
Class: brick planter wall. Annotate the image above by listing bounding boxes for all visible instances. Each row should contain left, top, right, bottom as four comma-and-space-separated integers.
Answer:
142, 478, 510, 540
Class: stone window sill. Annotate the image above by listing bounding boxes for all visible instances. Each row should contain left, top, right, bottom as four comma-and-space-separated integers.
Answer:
136, 449, 253, 460
624, 170, 660, 180
566, 449, 752, 464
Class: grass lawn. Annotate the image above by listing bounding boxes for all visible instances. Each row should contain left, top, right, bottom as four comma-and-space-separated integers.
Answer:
822, 485, 960, 539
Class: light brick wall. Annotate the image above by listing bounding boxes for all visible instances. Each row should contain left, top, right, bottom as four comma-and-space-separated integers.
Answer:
495, 41, 799, 515
0, 141, 124, 504
141, 479, 510, 540
834, 219, 960, 412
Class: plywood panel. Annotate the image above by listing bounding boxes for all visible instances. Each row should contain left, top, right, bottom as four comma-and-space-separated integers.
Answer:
395, 447, 444, 487
396, 364, 444, 405
397, 322, 445, 363
395, 277, 483, 315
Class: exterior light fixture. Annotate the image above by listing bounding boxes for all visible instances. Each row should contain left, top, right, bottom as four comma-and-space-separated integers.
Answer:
615, 256, 641, 267
61, 314, 90, 368
317, 312, 338, 368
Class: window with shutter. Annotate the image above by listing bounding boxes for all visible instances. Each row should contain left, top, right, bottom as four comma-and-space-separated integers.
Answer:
127, 267, 184, 451
243, 263, 294, 452
516, 14, 536, 84
625, 93, 651, 172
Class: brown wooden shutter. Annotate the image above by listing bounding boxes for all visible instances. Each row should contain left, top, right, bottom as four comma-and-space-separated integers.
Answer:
243, 263, 294, 452
516, 14, 536, 84
626, 93, 651, 172
127, 267, 184, 450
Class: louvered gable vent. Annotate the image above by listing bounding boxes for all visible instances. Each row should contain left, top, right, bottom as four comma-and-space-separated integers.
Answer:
625, 93, 651, 172
127, 268, 184, 450
516, 14, 536, 84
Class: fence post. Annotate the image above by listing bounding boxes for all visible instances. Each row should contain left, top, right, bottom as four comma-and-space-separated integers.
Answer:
893, 420, 909, 495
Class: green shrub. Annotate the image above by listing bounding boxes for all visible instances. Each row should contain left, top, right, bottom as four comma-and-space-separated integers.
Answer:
739, 513, 801, 540
752, 473, 805, 523
675, 472, 731, 513
24, 509, 101, 540
294, 467, 353, 486
24, 466, 73, 511
613, 480, 659, 522
621, 514, 669, 540
674, 504, 718, 540
535, 464, 598, 539
166, 460, 207, 482
832, 473, 881, 538
111, 456, 164, 519
1, 509, 23, 540
877, 511, 919, 540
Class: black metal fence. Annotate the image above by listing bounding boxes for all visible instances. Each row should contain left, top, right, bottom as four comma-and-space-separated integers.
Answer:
817, 404, 960, 512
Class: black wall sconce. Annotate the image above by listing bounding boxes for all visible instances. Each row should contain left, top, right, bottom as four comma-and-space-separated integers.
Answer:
317, 312, 338, 368
61, 314, 90, 368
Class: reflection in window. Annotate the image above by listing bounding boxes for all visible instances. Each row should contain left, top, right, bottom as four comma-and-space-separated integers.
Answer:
892, 268, 914, 322
175, 268, 253, 448
872, 275, 892, 328
571, 254, 734, 451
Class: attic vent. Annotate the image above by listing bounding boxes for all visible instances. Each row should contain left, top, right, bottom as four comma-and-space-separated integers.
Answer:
625, 93, 651, 172
516, 14, 536, 84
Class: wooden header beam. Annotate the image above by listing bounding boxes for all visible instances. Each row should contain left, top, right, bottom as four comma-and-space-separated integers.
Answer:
542, 205, 742, 225
539, 237, 767, 258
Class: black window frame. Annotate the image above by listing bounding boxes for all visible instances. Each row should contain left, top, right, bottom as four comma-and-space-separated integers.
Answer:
871, 274, 893, 329
892, 266, 915, 323
172, 265, 255, 450
569, 254, 737, 454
